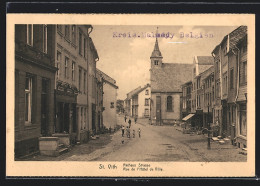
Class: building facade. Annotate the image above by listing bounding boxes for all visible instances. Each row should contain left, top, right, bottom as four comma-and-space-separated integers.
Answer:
201, 66, 215, 129
54, 25, 99, 143
15, 24, 57, 157
150, 37, 193, 125
181, 81, 192, 118
97, 69, 118, 130
129, 84, 151, 118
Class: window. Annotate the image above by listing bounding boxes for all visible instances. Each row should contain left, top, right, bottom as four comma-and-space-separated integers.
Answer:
229, 69, 233, 89
79, 32, 82, 55
56, 51, 61, 78
145, 98, 149, 106
72, 62, 75, 81
81, 107, 83, 130
65, 57, 69, 78
65, 25, 70, 40
72, 25, 76, 44
25, 75, 33, 124
166, 96, 173, 111
57, 25, 62, 33
78, 68, 82, 92
145, 89, 149, 95
154, 60, 158, 65
27, 24, 33, 46
83, 71, 86, 93
145, 109, 149, 116
84, 37, 86, 57
243, 61, 247, 84
43, 25, 48, 53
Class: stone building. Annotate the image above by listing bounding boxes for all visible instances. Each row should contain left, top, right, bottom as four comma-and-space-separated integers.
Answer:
181, 81, 192, 118
96, 69, 118, 130
15, 24, 57, 157
124, 86, 142, 117
226, 26, 247, 146
130, 84, 151, 118
149, 37, 193, 125
212, 26, 247, 139
54, 25, 99, 143
201, 66, 215, 129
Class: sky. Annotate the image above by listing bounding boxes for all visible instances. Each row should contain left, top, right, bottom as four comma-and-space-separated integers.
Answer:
91, 25, 238, 100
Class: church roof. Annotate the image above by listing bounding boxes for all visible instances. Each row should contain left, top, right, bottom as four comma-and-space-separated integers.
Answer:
151, 63, 193, 92
150, 38, 162, 58
196, 56, 214, 65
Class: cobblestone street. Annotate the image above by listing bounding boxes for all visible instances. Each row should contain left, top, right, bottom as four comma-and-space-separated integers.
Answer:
21, 115, 246, 162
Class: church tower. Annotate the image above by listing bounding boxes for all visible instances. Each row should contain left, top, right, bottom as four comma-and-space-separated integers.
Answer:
150, 29, 163, 68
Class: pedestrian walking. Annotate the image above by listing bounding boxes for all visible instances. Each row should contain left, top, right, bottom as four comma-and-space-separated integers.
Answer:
128, 118, 132, 128
121, 136, 124, 144
121, 125, 125, 137
134, 116, 137, 124
124, 115, 127, 123
133, 129, 135, 138
138, 128, 141, 138
127, 126, 130, 138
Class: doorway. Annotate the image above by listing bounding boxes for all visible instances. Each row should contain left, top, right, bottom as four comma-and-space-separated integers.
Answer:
156, 96, 161, 125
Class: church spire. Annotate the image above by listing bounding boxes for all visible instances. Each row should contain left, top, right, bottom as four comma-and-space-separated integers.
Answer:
150, 27, 162, 59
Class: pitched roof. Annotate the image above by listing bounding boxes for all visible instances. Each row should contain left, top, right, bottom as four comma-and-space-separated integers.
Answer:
151, 63, 193, 92
126, 86, 142, 99
212, 26, 247, 54
229, 26, 247, 51
96, 68, 118, 89
198, 65, 213, 76
196, 56, 214, 65
132, 84, 150, 96
200, 66, 214, 81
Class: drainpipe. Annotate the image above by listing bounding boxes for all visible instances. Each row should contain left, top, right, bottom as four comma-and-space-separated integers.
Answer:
234, 45, 240, 139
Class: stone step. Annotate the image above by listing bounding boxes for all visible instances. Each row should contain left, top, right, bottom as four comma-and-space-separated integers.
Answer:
58, 147, 69, 155
58, 143, 65, 148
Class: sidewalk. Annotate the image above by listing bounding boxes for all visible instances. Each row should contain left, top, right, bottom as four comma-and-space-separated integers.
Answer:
18, 115, 131, 161
173, 125, 247, 162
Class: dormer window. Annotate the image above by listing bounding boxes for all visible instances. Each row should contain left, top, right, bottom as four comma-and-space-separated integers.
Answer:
154, 60, 159, 65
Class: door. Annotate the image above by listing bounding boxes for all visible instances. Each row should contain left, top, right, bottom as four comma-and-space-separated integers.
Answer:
41, 79, 48, 136
156, 96, 161, 125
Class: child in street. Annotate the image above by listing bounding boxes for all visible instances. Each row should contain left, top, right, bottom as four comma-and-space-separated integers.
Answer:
121, 136, 124, 144
121, 125, 125, 137
134, 116, 137, 124
138, 128, 141, 138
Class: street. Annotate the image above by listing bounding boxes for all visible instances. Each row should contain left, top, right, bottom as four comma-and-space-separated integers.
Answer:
23, 114, 246, 162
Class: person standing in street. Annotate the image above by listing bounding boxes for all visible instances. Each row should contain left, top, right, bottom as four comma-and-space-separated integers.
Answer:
134, 115, 137, 124
124, 115, 127, 123
128, 118, 132, 128
121, 125, 125, 137
138, 128, 141, 138
133, 129, 135, 138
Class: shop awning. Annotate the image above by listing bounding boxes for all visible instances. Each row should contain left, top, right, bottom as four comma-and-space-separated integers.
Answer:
182, 114, 195, 121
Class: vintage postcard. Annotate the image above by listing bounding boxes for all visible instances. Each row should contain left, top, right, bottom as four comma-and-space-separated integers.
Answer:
6, 14, 255, 177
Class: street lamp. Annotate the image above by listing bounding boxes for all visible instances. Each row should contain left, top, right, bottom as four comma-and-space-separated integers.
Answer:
207, 103, 211, 150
